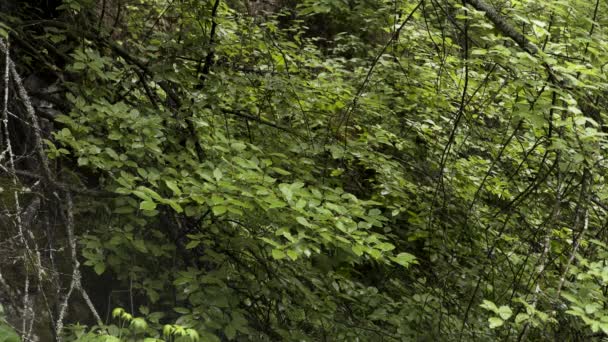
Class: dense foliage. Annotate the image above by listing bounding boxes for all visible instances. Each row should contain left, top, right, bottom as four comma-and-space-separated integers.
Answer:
2, 0, 608, 340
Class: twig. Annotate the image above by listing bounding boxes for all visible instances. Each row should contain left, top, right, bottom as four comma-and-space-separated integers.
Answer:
13, 169, 113, 197
197, 0, 222, 88
222, 109, 295, 134
556, 209, 589, 298
55, 192, 103, 341
336, 0, 424, 134
0, 38, 54, 182
1, 37, 33, 341
463, 0, 538, 54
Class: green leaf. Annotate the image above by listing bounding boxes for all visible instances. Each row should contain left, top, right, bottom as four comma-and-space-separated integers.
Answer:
391, 252, 416, 267
376, 242, 395, 251
272, 249, 286, 260
224, 324, 237, 340
212, 205, 227, 216
585, 303, 600, 314
185, 240, 201, 249
112, 308, 125, 318
133, 190, 152, 201
139, 186, 163, 201
270, 167, 291, 175
368, 248, 382, 259
295, 216, 311, 227
265, 197, 287, 209
515, 313, 529, 324
163, 325, 174, 336
130, 317, 148, 330
352, 245, 364, 256
279, 183, 293, 201
0, 323, 19, 342
480, 300, 499, 313
164, 199, 184, 213
140, 200, 157, 211
213, 168, 223, 181
497, 306, 512, 320
231, 142, 247, 152
286, 250, 298, 261
133, 239, 148, 253
165, 180, 182, 196
488, 317, 504, 329
199, 331, 220, 342
94, 262, 106, 275
174, 307, 190, 314
186, 328, 200, 341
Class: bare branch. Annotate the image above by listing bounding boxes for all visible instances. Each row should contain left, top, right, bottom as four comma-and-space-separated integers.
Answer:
0, 38, 54, 182
464, 0, 538, 54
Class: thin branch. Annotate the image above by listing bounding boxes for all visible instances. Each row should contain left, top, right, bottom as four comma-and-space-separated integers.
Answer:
14, 169, 115, 197
463, 0, 538, 54
222, 109, 295, 134
197, 0, 222, 88
336, 0, 424, 135
55, 192, 103, 341
0, 38, 54, 182
556, 209, 588, 297
1, 38, 32, 341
